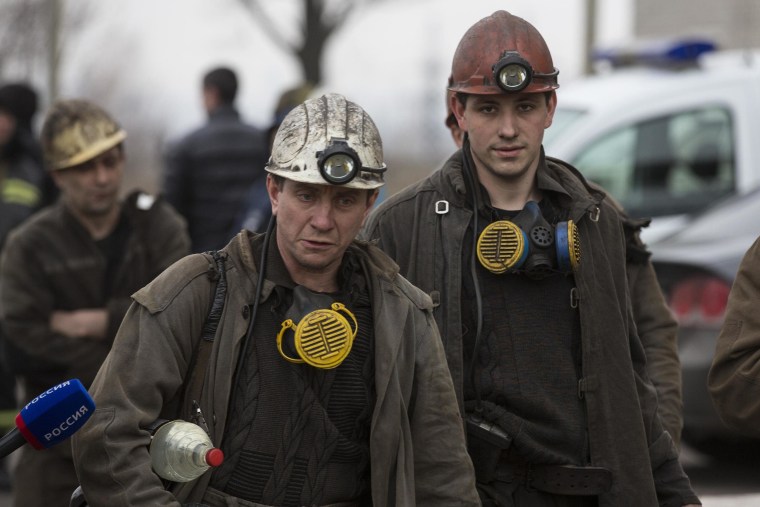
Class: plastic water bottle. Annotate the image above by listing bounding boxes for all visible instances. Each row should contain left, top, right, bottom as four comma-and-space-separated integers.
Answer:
149, 420, 224, 482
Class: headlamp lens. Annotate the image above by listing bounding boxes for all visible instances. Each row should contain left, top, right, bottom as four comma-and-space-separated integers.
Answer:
492, 51, 534, 92
317, 140, 365, 185
498, 63, 529, 90
322, 153, 356, 183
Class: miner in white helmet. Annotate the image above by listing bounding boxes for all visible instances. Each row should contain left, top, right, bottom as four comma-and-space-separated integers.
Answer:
72, 93, 479, 506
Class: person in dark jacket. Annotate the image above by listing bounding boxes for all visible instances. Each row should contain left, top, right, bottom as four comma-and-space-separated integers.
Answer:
444, 92, 684, 447
0, 82, 58, 201
72, 93, 478, 506
0, 82, 56, 251
0, 99, 191, 507
233, 83, 314, 235
163, 66, 269, 252
708, 236, 760, 438
0, 82, 57, 492
0, 85, 45, 408
362, 10, 700, 507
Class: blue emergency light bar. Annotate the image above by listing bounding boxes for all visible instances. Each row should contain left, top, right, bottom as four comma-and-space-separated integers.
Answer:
594, 38, 718, 69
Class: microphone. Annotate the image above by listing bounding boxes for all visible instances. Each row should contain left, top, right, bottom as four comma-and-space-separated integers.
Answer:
0, 378, 95, 458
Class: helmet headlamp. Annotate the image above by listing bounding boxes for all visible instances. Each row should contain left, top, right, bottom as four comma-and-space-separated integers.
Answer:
316, 138, 386, 186
317, 139, 361, 185
492, 51, 534, 92
477, 50, 560, 94
267, 94, 386, 189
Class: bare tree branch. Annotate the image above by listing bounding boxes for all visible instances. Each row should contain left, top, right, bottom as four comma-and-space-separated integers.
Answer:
0, 0, 89, 101
0, 0, 48, 76
240, 0, 298, 54
236, 0, 394, 85
320, 0, 355, 31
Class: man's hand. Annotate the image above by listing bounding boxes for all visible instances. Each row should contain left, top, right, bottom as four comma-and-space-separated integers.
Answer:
50, 309, 108, 340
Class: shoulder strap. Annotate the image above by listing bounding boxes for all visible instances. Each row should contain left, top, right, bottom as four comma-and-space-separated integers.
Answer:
181, 250, 227, 427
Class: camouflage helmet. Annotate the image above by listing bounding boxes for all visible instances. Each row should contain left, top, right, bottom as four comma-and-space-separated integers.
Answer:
449, 10, 559, 95
41, 99, 127, 171
266, 93, 386, 190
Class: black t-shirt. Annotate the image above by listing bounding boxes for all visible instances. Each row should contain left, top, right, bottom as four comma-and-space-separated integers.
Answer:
462, 198, 588, 465
212, 244, 375, 506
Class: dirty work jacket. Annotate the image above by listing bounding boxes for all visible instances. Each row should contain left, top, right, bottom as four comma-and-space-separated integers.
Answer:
625, 246, 683, 446
362, 150, 700, 507
708, 235, 760, 438
72, 231, 479, 506
608, 192, 682, 447
0, 191, 190, 393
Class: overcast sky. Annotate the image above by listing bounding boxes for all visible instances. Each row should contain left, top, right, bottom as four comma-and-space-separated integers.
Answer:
56, 0, 634, 181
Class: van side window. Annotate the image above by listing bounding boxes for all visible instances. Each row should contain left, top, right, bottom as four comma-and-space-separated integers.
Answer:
571, 107, 735, 219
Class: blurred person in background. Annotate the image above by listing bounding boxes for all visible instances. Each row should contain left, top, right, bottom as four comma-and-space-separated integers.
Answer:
708, 236, 760, 438
0, 82, 58, 204
163, 66, 268, 253
0, 99, 190, 507
265, 83, 314, 155
0, 81, 57, 492
0, 82, 58, 249
235, 83, 314, 235
443, 83, 683, 447
364, 10, 699, 506
72, 93, 478, 506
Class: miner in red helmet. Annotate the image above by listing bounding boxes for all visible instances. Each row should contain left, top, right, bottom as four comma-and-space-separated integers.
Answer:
364, 10, 700, 507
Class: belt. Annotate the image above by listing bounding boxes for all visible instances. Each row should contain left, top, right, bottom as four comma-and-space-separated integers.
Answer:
496, 459, 612, 496
202, 487, 360, 507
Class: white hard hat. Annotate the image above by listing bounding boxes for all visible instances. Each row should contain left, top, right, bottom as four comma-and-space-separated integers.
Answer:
265, 93, 386, 189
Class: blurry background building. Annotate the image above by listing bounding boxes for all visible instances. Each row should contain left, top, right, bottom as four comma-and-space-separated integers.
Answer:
636, 0, 760, 49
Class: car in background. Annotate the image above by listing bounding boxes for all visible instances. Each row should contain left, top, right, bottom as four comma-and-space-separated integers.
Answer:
544, 39, 760, 243
649, 188, 760, 456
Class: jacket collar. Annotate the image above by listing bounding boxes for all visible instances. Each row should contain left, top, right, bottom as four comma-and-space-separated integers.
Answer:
231, 227, 400, 301
208, 104, 240, 122
435, 147, 605, 222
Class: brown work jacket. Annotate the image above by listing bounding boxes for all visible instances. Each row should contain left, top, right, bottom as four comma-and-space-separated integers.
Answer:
362, 150, 700, 506
0, 191, 190, 394
708, 235, 760, 438
72, 232, 479, 506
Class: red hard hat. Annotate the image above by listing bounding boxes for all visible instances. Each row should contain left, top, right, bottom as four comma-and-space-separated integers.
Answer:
449, 10, 559, 95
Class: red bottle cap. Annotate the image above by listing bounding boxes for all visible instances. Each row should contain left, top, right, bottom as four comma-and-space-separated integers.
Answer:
205, 448, 224, 468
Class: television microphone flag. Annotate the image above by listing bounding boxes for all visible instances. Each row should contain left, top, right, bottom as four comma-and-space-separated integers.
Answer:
8, 379, 95, 452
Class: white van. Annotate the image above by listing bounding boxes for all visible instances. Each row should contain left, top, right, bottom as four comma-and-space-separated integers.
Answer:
544, 40, 760, 242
